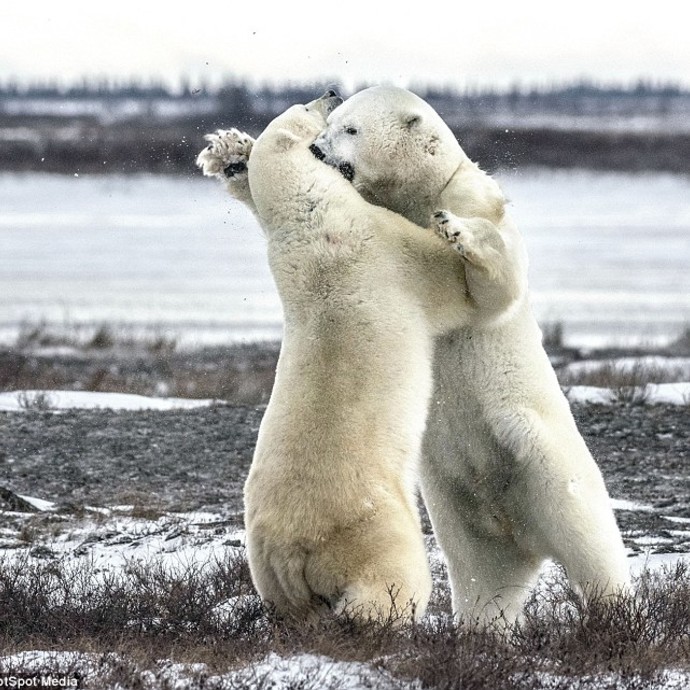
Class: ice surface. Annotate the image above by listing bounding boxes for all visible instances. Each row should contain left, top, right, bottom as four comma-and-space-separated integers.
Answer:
1, 170, 689, 348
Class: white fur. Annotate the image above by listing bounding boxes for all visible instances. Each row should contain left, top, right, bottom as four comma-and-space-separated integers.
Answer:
312, 85, 630, 627
197, 93, 520, 624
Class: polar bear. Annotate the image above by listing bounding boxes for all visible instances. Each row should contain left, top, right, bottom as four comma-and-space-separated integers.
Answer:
196, 92, 523, 624
310, 85, 630, 627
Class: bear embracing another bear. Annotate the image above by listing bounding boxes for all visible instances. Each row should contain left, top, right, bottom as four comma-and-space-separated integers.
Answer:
197, 92, 523, 624
312, 86, 630, 627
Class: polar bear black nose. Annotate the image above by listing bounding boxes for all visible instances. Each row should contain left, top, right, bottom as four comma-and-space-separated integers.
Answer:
309, 143, 325, 161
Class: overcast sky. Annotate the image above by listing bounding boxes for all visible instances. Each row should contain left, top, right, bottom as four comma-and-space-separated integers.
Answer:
2, 1, 689, 92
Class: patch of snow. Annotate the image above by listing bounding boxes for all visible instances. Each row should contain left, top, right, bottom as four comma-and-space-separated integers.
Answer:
633, 535, 676, 546
566, 385, 614, 404
562, 356, 690, 379
610, 498, 656, 512
566, 382, 690, 405
647, 382, 690, 405
664, 515, 690, 525
0, 390, 219, 412
532, 669, 690, 690
629, 551, 690, 576
228, 652, 406, 690
0, 504, 245, 578
0, 650, 412, 690
18, 495, 57, 512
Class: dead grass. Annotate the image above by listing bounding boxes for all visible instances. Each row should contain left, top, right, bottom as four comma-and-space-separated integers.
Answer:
6, 319, 690, 407
1, 554, 689, 689
558, 358, 688, 404
669, 327, 690, 356
14, 320, 178, 355
1, 323, 278, 404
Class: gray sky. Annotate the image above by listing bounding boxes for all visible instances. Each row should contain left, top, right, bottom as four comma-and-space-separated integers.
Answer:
2, 1, 689, 92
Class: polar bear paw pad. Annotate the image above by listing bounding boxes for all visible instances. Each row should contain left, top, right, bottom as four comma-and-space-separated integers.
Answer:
196, 129, 254, 178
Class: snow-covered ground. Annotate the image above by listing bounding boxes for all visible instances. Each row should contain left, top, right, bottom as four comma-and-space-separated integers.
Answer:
0, 649, 408, 690
2, 649, 689, 690
1, 491, 689, 690
566, 381, 690, 405
1, 355, 689, 688
2, 379, 688, 414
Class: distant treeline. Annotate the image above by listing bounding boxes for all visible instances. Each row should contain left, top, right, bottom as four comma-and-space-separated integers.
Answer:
2, 78, 690, 174
2, 75, 688, 99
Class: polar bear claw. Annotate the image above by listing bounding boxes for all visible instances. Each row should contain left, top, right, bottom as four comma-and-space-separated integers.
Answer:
433, 209, 496, 267
434, 210, 464, 249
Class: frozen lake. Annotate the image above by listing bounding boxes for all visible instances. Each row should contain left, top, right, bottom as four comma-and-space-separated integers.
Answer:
1, 170, 689, 348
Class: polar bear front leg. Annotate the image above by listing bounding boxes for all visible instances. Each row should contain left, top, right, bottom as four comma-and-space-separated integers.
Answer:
196, 129, 256, 212
433, 210, 523, 320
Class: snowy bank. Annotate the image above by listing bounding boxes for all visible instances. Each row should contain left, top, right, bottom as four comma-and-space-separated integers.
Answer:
0, 390, 218, 412
566, 381, 690, 405
1, 384, 687, 413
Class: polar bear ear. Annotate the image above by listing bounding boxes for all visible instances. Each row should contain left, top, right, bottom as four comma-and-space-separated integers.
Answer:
401, 113, 422, 129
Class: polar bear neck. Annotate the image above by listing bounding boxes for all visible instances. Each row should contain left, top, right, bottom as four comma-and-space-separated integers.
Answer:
439, 159, 507, 226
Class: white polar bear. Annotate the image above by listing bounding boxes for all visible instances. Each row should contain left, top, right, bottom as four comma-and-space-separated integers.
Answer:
196, 92, 523, 624
310, 85, 630, 627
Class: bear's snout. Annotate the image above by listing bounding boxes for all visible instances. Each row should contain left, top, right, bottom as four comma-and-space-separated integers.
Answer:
320, 89, 343, 114
323, 89, 341, 103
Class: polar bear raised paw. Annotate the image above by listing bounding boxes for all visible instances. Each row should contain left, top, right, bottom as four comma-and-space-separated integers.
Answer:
196, 129, 254, 179
433, 209, 505, 268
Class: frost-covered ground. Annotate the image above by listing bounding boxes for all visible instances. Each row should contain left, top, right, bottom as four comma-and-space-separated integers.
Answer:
1, 491, 689, 689
1, 357, 690, 688
2, 487, 690, 689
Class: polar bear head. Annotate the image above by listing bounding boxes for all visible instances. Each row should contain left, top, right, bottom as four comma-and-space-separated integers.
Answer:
310, 86, 504, 227
254, 89, 343, 155
248, 90, 343, 228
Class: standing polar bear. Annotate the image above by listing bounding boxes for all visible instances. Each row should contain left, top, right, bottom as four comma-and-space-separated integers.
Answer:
311, 86, 630, 627
197, 92, 523, 623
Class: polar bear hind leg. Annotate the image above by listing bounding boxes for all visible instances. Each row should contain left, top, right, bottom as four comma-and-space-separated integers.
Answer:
306, 520, 432, 626
422, 469, 543, 628
447, 528, 543, 628
496, 411, 631, 602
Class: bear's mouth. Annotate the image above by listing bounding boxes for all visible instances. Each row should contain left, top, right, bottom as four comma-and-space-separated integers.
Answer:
338, 162, 355, 182
309, 144, 355, 182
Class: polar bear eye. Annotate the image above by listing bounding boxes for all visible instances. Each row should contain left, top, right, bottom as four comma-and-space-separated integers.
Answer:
345, 126, 358, 135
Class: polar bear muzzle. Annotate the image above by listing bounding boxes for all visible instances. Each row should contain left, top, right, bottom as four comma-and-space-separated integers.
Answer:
309, 89, 343, 118
309, 143, 355, 182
